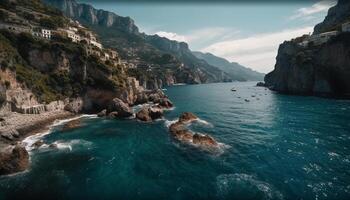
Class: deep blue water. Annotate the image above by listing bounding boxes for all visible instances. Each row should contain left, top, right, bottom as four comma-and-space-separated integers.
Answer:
1, 82, 350, 200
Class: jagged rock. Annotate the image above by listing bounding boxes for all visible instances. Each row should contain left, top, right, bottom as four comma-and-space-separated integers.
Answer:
136, 106, 163, 122
97, 109, 107, 117
64, 98, 84, 114
107, 98, 133, 118
0, 145, 29, 175
62, 119, 81, 131
172, 129, 193, 143
135, 92, 148, 104
178, 112, 198, 123
32, 140, 44, 149
256, 82, 266, 87
0, 129, 19, 141
108, 111, 119, 119
136, 108, 152, 122
49, 143, 58, 149
158, 98, 173, 108
192, 133, 218, 147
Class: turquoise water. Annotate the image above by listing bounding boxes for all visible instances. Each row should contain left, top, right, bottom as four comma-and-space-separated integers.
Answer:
1, 82, 350, 200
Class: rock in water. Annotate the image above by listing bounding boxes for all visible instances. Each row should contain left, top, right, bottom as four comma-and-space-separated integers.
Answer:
192, 133, 218, 147
256, 82, 266, 87
0, 145, 29, 175
107, 98, 133, 118
158, 98, 173, 108
136, 106, 164, 122
62, 119, 81, 131
32, 140, 44, 149
97, 109, 107, 117
178, 112, 198, 123
136, 108, 152, 122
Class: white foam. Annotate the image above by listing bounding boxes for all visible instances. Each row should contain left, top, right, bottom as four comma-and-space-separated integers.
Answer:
50, 139, 92, 152
216, 173, 283, 200
164, 119, 178, 128
22, 115, 97, 152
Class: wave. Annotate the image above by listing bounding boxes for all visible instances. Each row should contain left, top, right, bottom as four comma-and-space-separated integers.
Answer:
216, 173, 284, 200
49, 139, 93, 151
22, 115, 97, 152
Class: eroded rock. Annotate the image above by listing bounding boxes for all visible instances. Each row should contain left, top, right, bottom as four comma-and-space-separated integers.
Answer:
107, 98, 133, 118
62, 119, 81, 131
0, 145, 29, 175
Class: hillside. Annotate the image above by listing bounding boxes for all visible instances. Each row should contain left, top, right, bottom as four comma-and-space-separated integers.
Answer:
192, 51, 264, 81
43, 0, 233, 88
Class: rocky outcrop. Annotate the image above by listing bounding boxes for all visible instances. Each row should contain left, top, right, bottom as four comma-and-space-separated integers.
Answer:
136, 106, 163, 122
0, 144, 29, 175
265, 33, 350, 98
168, 112, 219, 150
314, 0, 350, 34
107, 98, 133, 118
265, 0, 350, 98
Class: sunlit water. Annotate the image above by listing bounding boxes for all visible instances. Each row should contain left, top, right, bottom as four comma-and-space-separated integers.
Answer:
1, 82, 350, 200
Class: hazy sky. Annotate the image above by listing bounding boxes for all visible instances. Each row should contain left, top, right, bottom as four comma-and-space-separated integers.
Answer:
78, 0, 336, 73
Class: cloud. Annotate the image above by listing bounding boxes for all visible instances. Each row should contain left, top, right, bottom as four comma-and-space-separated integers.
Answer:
155, 31, 188, 42
201, 26, 313, 73
289, 0, 336, 20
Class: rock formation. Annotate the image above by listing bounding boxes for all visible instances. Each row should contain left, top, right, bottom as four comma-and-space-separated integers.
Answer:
168, 112, 219, 150
0, 144, 29, 175
265, 0, 350, 98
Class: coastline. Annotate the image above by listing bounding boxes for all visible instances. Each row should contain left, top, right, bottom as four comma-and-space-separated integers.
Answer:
0, 110, 76, 175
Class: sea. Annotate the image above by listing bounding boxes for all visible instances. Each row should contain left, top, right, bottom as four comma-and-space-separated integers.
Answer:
1, 82, 350, 200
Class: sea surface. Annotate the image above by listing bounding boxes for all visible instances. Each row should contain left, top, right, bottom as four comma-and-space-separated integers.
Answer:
1, 82, 350, 200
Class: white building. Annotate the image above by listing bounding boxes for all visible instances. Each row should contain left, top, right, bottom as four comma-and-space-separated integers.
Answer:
66, 30, 81, 43
41, 29, 51, 39
90, 40, 102, 49
342, 22, 350, 32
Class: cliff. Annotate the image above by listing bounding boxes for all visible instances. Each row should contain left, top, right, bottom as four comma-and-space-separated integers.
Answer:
265, 0, 350, 98
192, 51, 264, 81
43, 0, 232, 88
314, 0, 350, 34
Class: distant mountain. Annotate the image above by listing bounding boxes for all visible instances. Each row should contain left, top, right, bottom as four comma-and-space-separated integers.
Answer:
192, 51, 264, 81
43, 0, 233, 89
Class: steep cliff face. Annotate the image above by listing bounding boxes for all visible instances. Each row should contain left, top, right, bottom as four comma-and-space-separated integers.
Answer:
43, 0, 139, 34
314, 0, 350, 34
265, 0, 350, 98
43, 0, 231, 87
265, 33, 350, 97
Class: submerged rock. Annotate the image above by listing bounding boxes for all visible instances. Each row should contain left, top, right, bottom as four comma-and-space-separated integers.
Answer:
62, 119, 81, 131
0, 145, 29, 175
32, 140, 44, 149
256, 82, 266, 87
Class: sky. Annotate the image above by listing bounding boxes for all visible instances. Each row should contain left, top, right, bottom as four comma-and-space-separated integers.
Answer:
78, 0, 336, 73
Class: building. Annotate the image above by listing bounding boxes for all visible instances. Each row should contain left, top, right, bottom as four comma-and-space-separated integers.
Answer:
41, 29, 51, 39
90, 40, 102, 49
85, 45, 101, 57
66, 30, 81, 43
342, 22, 350, 32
